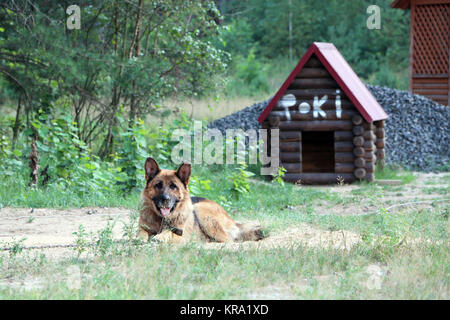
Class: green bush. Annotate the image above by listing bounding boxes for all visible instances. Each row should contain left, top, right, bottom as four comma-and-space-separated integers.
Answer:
0, 106, 196, 199
226, 49, 270, 97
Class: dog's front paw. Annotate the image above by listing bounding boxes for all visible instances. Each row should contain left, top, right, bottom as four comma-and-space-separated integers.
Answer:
151, 230, 173, 243
137, 228, 150, 242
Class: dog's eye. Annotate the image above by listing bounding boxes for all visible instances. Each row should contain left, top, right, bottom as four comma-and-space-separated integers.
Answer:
169, 183, 178, 190
155, 181, 163, 189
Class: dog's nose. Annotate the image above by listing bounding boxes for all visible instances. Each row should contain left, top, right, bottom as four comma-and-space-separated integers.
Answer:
161, 194, 170, 201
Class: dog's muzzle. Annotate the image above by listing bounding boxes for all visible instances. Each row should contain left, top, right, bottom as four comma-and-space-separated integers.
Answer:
154, 194, 177, 217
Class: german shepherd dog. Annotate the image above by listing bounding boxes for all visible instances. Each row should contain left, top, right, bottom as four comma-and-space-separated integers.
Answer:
138, 157, 265, 243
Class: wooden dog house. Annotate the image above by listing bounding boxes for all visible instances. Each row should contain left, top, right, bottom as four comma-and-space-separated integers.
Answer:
258, 42, 388, 184
391, 0, 450, 106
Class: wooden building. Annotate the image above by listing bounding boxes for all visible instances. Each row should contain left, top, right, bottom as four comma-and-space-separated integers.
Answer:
258, 42, 388, 185
391, 0, 450, 106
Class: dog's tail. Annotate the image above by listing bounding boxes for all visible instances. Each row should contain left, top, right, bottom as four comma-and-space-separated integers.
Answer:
235, 222, 266, 241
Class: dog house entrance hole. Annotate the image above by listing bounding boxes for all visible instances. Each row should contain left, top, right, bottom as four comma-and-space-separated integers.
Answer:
302, 131, 335, 173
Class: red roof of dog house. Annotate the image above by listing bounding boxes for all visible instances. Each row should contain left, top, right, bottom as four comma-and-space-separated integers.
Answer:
258, 42, 388, 123
391, 0, 411, 9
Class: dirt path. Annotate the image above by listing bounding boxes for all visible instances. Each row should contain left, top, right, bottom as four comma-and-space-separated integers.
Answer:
0, 207, 132, 258
304, 172, 449, 216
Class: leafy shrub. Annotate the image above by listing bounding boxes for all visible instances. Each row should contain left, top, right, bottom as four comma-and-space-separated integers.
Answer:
0, 135, 24, 176
0, 103, 199, 199
73, 225, 90, 258
273, 166, 287, 186
228, 163, 255, 198
113, 111, 149, 193
226, 49, 270, 97
29, 110, 117, 195
189, 175, 212, 196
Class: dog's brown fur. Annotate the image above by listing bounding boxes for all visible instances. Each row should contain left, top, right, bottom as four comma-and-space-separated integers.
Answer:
137, 158, 265, 243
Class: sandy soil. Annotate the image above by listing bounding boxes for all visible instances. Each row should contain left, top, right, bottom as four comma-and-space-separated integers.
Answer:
0, 172, 448, 259
298, 171, 449, 216
0, 207, 132, 259
0, 208, 360, 258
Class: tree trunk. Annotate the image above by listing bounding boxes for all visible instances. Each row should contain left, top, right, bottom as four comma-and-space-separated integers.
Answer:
128, 0, 143, 128
29, 135, 39, 186
12, 94, 22, 151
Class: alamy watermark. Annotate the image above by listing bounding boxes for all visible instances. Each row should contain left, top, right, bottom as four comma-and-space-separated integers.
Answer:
366, 5, 381, 30
66, 5, 81, 30
170, 121, 280, 175
364, 265, 384, 290
65, 265, 81, 290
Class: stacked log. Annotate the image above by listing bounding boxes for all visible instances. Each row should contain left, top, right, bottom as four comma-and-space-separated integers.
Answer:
281, 163, 302, 173
351, 115, 367, 180
280, 131, 302, 173
284, 173, 355, 184
273, 99, 354, 111
363, 120, 377, 182
374, 120, 386, 169
265, 114, 384, 184
334, 131, 354, 141
270, 110, 357, 121
261, 120, 271, 165
280, 131, 301, 141
334, 141, 353, 152
352, 125, 364, 136
268, 115, 280, 128
334, 130, 356, 184
279, 120, 352, 131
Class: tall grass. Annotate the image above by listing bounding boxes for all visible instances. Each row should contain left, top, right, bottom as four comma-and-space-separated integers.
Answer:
0, 173, 139, 209
375, 165, 416, 184
0, 239, 447, 299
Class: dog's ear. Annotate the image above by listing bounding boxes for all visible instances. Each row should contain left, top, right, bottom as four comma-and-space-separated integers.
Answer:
144, 157, 160, 182
176, 162, 191, 186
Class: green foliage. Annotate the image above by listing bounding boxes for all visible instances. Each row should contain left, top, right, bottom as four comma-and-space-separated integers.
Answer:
189, 176, 212, 196
93, 221, 116, 258
0, 0, 228, 154
3, 237, 26, 258
0, 105, 195, 200
0, 135, 24, 175
73, 225, 90, 258
273, 166, 287, 186
219, 19, 254, 57
375, 165, 416, 184
221, 0, 410, 92
30, 109, 118, 195
226, 49, 270, 96
228, 163, 255, 198
369, 65, 408, 89
360, 207, 413, 262
113, 112, 149, 193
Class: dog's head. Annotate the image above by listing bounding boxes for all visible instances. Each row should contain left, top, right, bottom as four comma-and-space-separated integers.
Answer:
142, 157, 191, 218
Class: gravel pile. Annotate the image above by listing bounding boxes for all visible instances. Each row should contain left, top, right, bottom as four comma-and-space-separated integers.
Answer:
367, 85, 449, 171
208, 85, 450, 171
207, 99, 271, 134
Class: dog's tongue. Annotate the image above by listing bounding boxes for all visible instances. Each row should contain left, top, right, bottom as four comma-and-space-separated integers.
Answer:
160, 208, 170, 216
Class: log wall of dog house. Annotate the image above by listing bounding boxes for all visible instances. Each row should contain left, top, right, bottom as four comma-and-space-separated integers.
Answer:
264, 55, 385, 184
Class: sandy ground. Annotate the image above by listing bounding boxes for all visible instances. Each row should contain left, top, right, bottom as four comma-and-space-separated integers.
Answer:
0, 172, 448, 259
0, 207, 130, 246
0, 207, 360, 258
295, 172, 449, 216
0, 207, 132, 259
